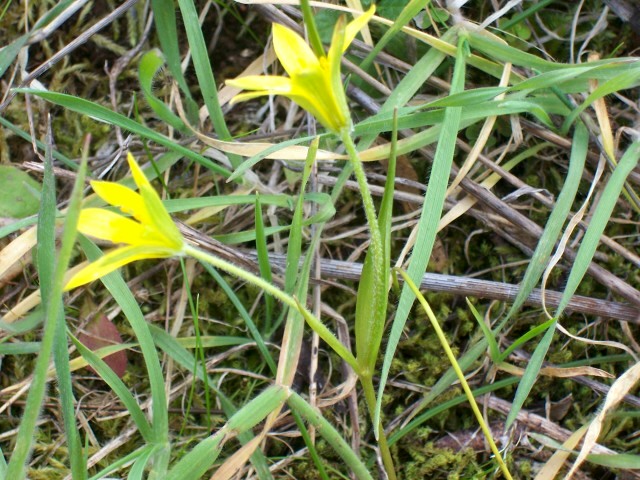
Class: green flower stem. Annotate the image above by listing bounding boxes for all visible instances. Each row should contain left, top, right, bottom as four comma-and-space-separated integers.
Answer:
340, 129, 383, 288
362, 377, 397, 480
183, 244, 358, 371
341, 130, 396, 479
340, 129, 387, 367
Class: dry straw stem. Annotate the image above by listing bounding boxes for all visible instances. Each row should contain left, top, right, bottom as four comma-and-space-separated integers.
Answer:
567, 361, 640, 478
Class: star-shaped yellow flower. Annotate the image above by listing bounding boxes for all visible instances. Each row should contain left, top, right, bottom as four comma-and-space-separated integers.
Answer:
65, 153, 184, 290
226, 6, 375, 133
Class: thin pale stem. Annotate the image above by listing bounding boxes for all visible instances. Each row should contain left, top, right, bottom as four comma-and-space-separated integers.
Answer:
398, 268, 513, 480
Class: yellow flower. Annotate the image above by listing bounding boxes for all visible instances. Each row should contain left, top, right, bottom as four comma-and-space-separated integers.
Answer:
65, 153, 184, 290
226, 6, 375, 133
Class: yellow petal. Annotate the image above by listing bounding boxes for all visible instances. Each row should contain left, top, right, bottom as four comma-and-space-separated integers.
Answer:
230, 91, 274, 104
227, 75, 292, 93
90, 181, 150, 224
125, 153, 183, 249
64, 245, 178, 290
343, 6, 376, 53
127, 152, 154, 193
272, 23, 321, 76
139, 187, 184, 249
77, 208, 147, 244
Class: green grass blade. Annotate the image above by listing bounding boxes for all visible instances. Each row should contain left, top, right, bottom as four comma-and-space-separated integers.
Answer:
557, 139, 640, 314
6, 147, 87, 480
149, 325, 273, 478
506, 138, 640, 430
254, 194, 275, 332
397, 269, 512, 479
176, 0, 241, 168
166, 386, 288, 479
128, 446, 158, 480
69, 333, 153, 441
466, 299, 501, 361
499, 317, 556, 362
504, 123, 588, 321
505, 322, 556, 429
77, 236, 170, 472
89, 445, 156, 480
292, 410, 330, 480
275, 138, 319, 385
390, 376, 520, 444
300, 0, 324, 58
562, 66, 640, 133
375, 33, 467, 432
199, 262, 277, 374
46, 136, 85, 480
150, 0, 200, 123
0, 446, 6, 476
14, 89, 231, 178
357, 28, 453, 149
359, 0, 430, 71
288, 392, 374, 480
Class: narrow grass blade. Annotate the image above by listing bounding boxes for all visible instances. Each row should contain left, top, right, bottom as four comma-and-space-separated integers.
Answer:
357, 28, 453, 149
390, 377, 520, 444
179, 261, 213, 430
292, 411, 329, 480
6, 145, 87, 480
149, 325, 273, 478
254, 194, 275, 332
504, 123, 588, 321
200, 262, 277, 374
88, 445, 157, 480
47, 134, 86, 480
300, 0, 324, 58
0, 446, 6, 476
359, 0, 430, 71
397, 269, 513, 480
562, 66, 640, 133
69, 333, 153, 441
507, 140, 640, 430
275, 138, 319, 386
77, 236, 170, 472
150, 0, 200, 123
166, 386, 288, 479
466, 299, 501, 361
288, 392, 374, 480
376, 34, 467, 433
176, 0, 241, 168
15, 89, 231, 178
129, 446, 158, 480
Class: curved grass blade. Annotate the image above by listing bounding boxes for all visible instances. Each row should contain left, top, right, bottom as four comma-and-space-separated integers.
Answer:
166, 386, 288, 479
504, 123, 588, 321
70, 333, 152, 442
5, 144, 87, 480
77, 236, 170, 473
176, 0, 241, 168
150, 0, 199, 123
14, 89, 232, 178
506, 138, 640, 430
